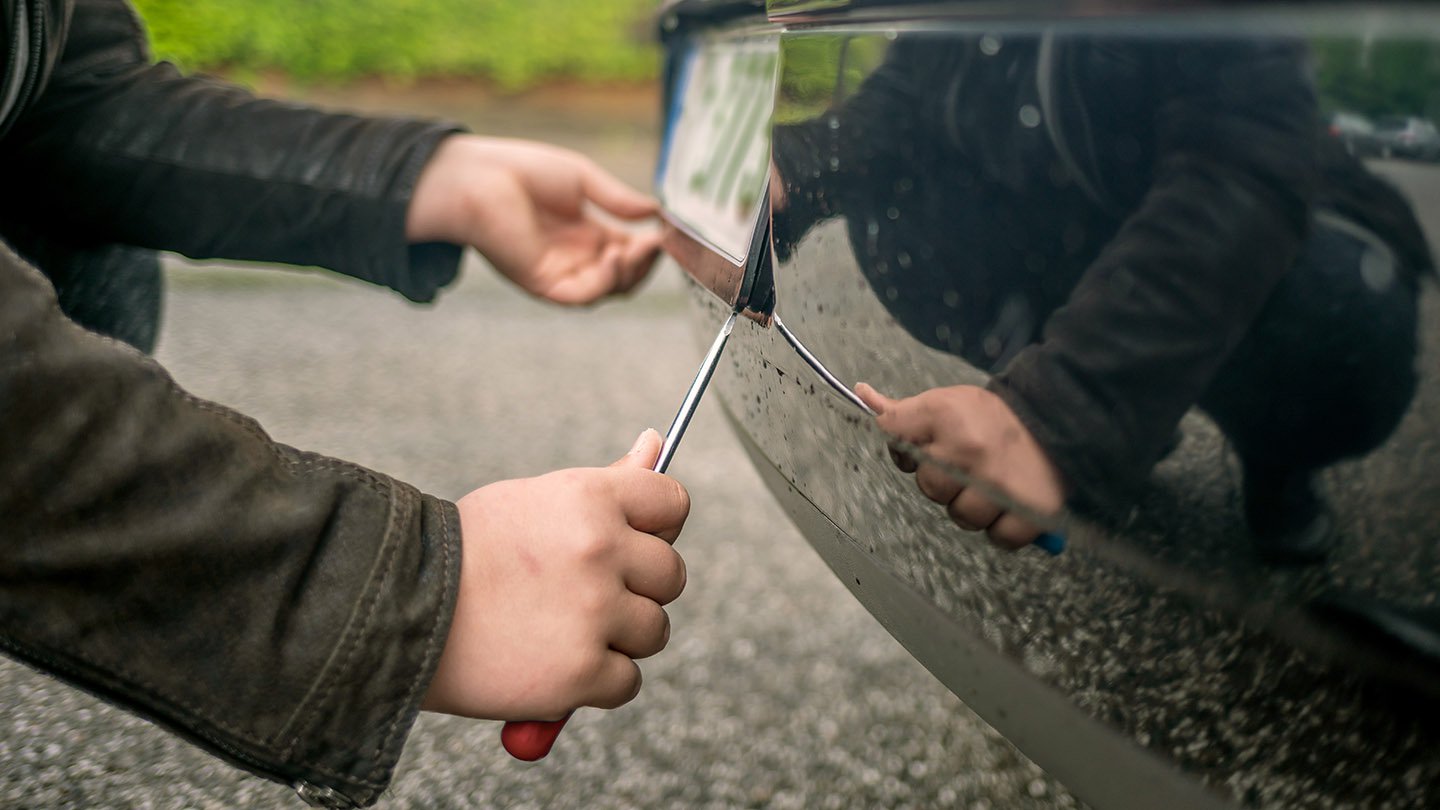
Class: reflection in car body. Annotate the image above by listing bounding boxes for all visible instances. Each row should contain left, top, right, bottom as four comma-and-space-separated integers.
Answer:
655, 2, 1440, 808
1374, 115, 1440, 162
1327, 110, 1382, 158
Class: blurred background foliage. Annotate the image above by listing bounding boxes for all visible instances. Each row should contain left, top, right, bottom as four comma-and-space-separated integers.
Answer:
776, 35, 889, 123
130, 0, 661, 89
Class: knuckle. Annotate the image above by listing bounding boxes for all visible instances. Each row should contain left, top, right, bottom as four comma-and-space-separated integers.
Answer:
915, 466, 958, 504
595, 663, 643, 710
946, 499, 980, 531
569, 526, 617, 562
634, 606, 672, 658
658, 609, 672, 650
571, 648, 610, 690
988, 517, 1039, 550
657, 550, 687, 604
670, 479, 692, 521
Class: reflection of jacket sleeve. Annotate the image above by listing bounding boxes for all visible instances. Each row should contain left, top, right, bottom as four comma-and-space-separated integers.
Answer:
0, 0, 462, 303
0, 243, 459, 807
988, 41, 1320, 514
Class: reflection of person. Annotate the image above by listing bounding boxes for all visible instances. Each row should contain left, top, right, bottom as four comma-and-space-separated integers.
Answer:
774, 34, 1430, 560
2, 1, 686, 806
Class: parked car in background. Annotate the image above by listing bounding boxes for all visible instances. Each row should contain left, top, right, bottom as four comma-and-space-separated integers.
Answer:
656, 1, 1440, 808
1327, 110, 1383, 157
1375, 115, 1440, 160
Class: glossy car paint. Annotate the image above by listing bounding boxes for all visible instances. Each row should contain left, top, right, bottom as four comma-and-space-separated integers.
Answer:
657, 2, 1440, 807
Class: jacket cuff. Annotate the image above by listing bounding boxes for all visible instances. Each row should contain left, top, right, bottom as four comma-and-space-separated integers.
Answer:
284, 493, 463, 807
988, 353, 1151, 521
344, 124, 467, 303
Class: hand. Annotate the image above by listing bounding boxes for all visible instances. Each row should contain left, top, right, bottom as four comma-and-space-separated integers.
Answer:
855, 383, 1067, 550
406, 135, 663, 305
421, 429, 689, 721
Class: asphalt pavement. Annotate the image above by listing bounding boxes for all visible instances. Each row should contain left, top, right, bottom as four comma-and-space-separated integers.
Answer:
0, 95, 1079, 807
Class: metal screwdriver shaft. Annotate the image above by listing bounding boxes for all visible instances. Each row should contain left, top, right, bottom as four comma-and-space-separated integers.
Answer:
655, 312, 737, 474
500, 311, 739, 762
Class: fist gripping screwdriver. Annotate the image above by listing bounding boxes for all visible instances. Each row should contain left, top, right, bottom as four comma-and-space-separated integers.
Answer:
497, 189, 774, 763
500, 310, 737, 761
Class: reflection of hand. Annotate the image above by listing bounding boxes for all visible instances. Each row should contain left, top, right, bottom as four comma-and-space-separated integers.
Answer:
421, 430, 689, 721
406, 135, 663, 304
856, 384, 1067, 549
767, 161, 787, 212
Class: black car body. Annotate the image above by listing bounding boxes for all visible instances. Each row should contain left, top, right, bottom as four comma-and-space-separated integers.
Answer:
655, 2, 1440, 808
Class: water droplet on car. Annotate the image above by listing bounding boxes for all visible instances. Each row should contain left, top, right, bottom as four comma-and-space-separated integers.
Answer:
1018, 104, 1042, 128
886, 206, 900, 220
943, 290, 960, 308
979, 35, 1002, 56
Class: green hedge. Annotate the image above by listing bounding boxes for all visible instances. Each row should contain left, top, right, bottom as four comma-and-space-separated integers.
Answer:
130, 0, 661, 88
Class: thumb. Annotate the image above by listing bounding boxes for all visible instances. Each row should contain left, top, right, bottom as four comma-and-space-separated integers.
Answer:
855, 382, 895, 416
611, 428, 662, 469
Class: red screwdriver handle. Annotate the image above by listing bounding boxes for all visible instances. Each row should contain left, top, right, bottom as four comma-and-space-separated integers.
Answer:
501, 712, 573, 761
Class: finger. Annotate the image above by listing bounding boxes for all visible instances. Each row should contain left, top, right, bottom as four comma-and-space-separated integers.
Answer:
582, 164, 660, 220
584, 652, 643, 710
948, 486, 1003, 532
619, 533, 687, 604
914, 462, 963, 505
611, 429, 662, 470
868, 390, 936, 447
609, 469, 690, 543
614, 230, 663, 294
594, 240, 627, 295
854, 382, 893, 415
607, 595, 672, 660
541, 270, 612, 306
987, 513, 1045, 550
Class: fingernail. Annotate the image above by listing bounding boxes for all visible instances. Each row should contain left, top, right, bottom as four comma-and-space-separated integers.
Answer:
629, 429, 656, 454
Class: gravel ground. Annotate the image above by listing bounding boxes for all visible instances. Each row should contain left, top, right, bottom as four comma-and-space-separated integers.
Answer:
0, 255, 1076, 809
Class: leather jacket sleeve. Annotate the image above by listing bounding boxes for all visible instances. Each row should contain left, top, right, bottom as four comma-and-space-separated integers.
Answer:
0, 0, 464, 303
773, 38, 1320, 515
0, 242, 461, 807
987, 39, 1321, 515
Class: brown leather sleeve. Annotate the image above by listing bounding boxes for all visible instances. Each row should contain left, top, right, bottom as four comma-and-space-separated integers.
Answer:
0, 242, 461, 807
989, 40, 1320, 515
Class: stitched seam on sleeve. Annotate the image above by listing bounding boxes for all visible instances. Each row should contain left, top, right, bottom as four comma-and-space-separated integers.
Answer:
279, 478, 407, 760
366, 496, 455, 779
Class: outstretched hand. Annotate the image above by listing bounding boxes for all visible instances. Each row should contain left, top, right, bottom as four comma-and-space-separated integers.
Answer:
407, 135, 664, 304
856, 383, 1067, 550
422, 430, 689, 721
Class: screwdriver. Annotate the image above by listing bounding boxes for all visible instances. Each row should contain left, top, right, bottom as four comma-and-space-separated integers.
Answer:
500, 311, 740, 762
